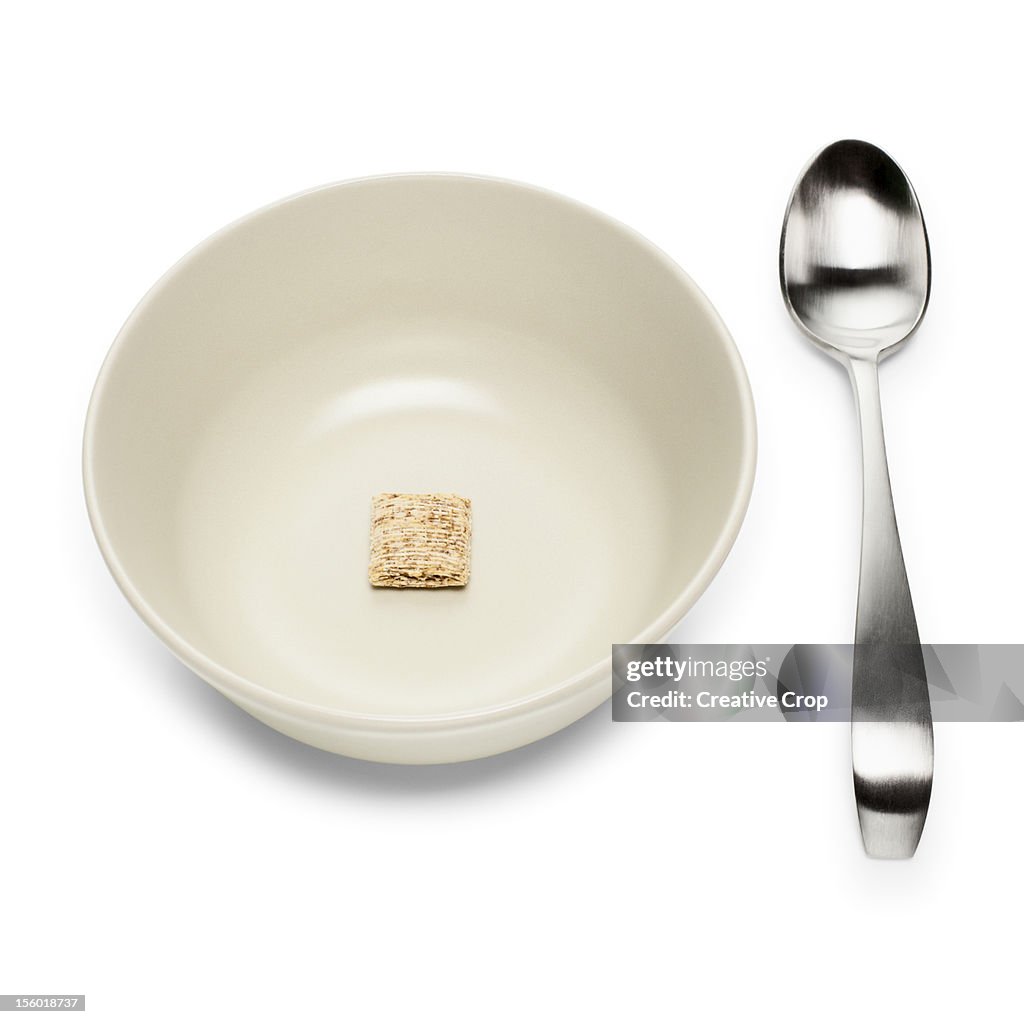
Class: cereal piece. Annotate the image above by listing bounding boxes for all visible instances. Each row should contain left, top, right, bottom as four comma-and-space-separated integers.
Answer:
369, 493, 472, 588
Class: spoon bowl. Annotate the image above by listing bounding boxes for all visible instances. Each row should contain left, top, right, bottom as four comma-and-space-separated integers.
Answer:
780, 139, 931, 358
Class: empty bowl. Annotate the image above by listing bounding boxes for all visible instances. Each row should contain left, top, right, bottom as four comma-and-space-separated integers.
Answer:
84, 174, 756, 763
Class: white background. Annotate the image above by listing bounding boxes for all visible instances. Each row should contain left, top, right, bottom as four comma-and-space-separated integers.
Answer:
3, 2, 1022, 1021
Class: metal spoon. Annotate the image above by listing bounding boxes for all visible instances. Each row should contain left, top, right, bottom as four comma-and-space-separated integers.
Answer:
779, 139, 934, 859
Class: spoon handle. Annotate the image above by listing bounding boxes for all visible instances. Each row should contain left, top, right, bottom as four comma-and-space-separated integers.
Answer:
846, 356, 934, 859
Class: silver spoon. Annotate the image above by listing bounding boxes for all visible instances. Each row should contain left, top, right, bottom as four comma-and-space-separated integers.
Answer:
779, 139, 934, 859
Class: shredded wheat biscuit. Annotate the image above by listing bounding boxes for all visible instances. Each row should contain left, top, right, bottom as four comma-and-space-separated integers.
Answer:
369, 493, 472, 588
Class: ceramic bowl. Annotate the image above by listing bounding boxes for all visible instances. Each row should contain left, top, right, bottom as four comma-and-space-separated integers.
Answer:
84, 175, 755, 763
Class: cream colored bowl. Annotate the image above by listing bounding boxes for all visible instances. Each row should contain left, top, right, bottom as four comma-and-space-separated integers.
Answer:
84, 175, 755, 763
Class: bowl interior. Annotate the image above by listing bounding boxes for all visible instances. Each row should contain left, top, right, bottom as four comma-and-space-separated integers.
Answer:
86, 176, 753, 719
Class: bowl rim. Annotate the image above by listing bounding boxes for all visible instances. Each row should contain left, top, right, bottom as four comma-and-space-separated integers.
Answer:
83, 171, 757, 733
